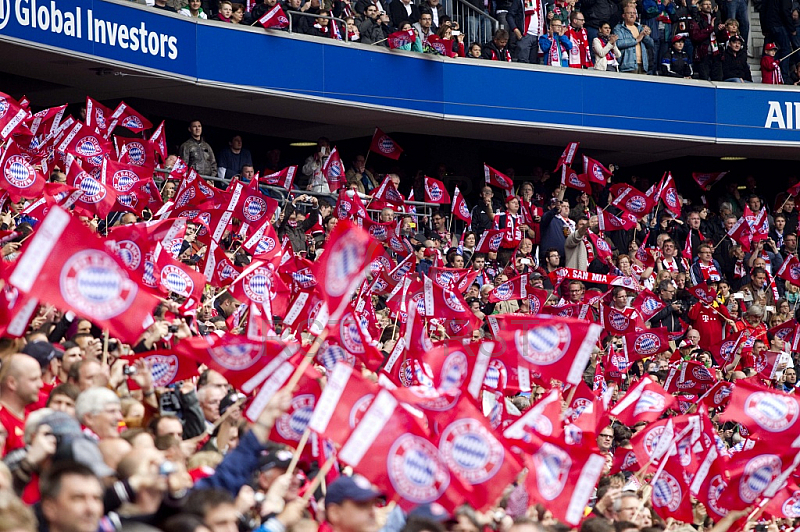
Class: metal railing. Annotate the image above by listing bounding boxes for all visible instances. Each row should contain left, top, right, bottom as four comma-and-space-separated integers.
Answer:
286, 11, 348, 41
449, 0, 499, 46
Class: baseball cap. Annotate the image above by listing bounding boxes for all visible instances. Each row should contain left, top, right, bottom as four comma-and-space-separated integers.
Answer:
730, 34, 744, 43
22, 341, 61, 369
326, 475, 382, 506
53, 436, 116, 478
408, 503, 452, 522
529, 272, 543, 280
764, 42, 777, 50
671, 34, 686, 43
219, 392, 245, 416
678, 339, 695, 348
258, 448, 294, 472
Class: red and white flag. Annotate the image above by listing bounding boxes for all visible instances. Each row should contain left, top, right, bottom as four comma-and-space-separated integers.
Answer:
0, 92, 31, 140
0, 139, 46, 200
149, 121, 168, 162
632, 289, 666, 321
484, 164, 513, 191
582, 155, 612, 184
312, 220, 383, 320
260, 165, 297, 190
720, 379, 800, 444
322, 146, 346, 191
660, 172, 682, 216
609, 183, 655, 217
610, 376, 677, 425
623, 327, 671, 359
488, 274, 528, 303
692, 171, 728, 191
423, 176, 451, 203
777, 255, 800, 287
257, 4, 290, 28
84, 96, 114, 132
107, 101, 153, 134
121, 350, 199, 388
554, 142, 579, 172
596, 207, 637, 232
686, 282, 716, 304
57, 122, 113, 168
451, 185, 471, 224
335, 189, 368, 220
369, 128, 403, 160
475, 229, 508, 253
600, 305, 637, 336
561, 165, 590, 193
372, 175, 405, 207
8, 207, 158, 342
387, 29, 416, 49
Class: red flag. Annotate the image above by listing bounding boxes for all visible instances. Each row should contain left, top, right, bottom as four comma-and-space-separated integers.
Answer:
257, 4, 290, 28
149, 121, 168, 162
697, 379, 734, 410
372, 175, 405, 207
686, 282, 716, 304
427, 34, 453, 55
63, 156, 118, 219
763, 481, 800, 519
121, 350, 198, 388
561, 165, 590, 193
554, 142, 579, 172
84, 96, 114, 132
692, 171, 728, 191
335, 189, 369, 220
423, 176, 451, 204
650, 459, 695, 523
596, 207, 637, 231
664, 361, 717, 395
488, 274, 529, 303
475, 229, 508, 253
115, 136, 156, 168
0, 92, 31, 140
719, 442, 793, 511
582, 155, 612, 184
369, 128, 403, 160
307, 362, 379, 445
57, 122, 113, 168
230, 180, 279, 232
610, 376, 677, 425
243, 220, 281, 256
322, 146, 346, 191
422, 276, 472, 320
588, 232, 614, 264
0, 139, 46, 200
107, 101, 153, 133
451, 185, 471, 224
632, 289, 666, 321
483, 164, 513, 191
387, 29, 416, 49
609, 183, 656, 217
720, 379, 800, 443
7, 207, 158, 342
155, 251, 206, 307
312, 220, 382, 320
337, 389, 471, 512
777, 254, 800, 287
660, 172, 682, 216
260, 165, 297, 190
600, 305, 637, 336
623, 327, 671, 359
202, 242, 243, 288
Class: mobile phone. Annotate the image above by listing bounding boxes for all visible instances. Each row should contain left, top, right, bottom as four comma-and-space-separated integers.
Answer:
452, 30, 460, 35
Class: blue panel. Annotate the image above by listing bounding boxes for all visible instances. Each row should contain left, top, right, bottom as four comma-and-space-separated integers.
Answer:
3, 0, 800, 145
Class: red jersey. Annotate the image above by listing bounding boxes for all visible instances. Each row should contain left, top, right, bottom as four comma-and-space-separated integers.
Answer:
688, 302, 730, 351
27, 379, 56, 414
0, 404, 26, 456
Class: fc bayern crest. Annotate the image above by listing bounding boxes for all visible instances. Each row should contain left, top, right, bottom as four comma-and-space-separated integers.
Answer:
532, 442, 571, 500
652, 472, 683, 511
0, 99, 9, 118
115, 240, 142, 270
125, 142, 146, 166
483, 359, 508, 390
208, 342, 262, 370
489, 232, 504, 250
276, 394, 315, 441
634, 333, 662, 355
337, 201, 351, 218
324, 234, 363, 297
3, 155, 36, 189
443, 291, 465, 312
243, 267, 272, 303
440, 418, 503, 484
707, 475, 729, 516
349, 394, 374, 428
713, 385, 732, 406
459, 202, 470, 218
592, 164, 604, 180
665, 189, 678, 208
743, 392, 799, 432
643, 426, 666, 458
514, 323, 571, 366
439, 351, 469, 392
609, 312, 631, 332
121, 116, 144, 130
625, 195, 647, 213
256, 237, 277, 255
317, 342, 357, 372
216, 260, 237, 282
176, 188, 195, 208
569, 173, 584, 188
782, 491, 800, 518
242, 196, 269, 222
74, 173, 106, 204
791, 265, 800, 280
641, 297, 662, 315
387, 434, 450, 504
529, 296, 542, 314
634, 390, 666, 416
399, 359, 416, 387
494, 283, 513, 301
160, 264, 194, 297
146, 354, 180, 387
426, 182, 443, 202
59, 250, 137, 320
340, 315, 365, 354
378, 135, 395, 154
112, 170, 138, 192
740, 454, 782, 503
76, 135, 103, 157
369, 225, 388, 241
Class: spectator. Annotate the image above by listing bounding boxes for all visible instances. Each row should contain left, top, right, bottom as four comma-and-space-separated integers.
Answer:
422, 0, 446, 28
211, 0, 234, 21
153, 0, 179, 12
507, 0, 546, 63
179, 121, 217, 177
642, 0, 675, 73
414, 10, 436, 46
719, 34, 752, 81
690, 0, 724, 80
389, 0, 420, 30
217, 135, 253, 180
760, 0, 795, 77
566, 11, 593, 68
615, 4, 655, 74
0, 354, 43, 455
230, 2, 245, 23
40, 462, 105, 532
180, 0, 209, 18
593, 21, 622, 70
583, 0, 621, 43
346, 155, 378, 193
482, 29, 513, 60
358, 5, 390, 44
761, 42, 784, 83
661, 34, 693, 77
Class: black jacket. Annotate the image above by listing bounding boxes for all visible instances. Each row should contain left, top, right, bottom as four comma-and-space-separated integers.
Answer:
389, 0, 420, 28
661, 48, 693, 77
761, 0, 794, 32
358, 15, 388, 44
582, 0, 620, 29
720, 46, 753, 80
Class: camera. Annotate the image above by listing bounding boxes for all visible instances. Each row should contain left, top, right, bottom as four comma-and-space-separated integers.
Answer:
123, 364, 137, 376
159, 390, 181, 414
168, 325, 179, 333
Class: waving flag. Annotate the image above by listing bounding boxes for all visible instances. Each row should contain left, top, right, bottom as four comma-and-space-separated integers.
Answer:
692, 171, 728, 191
582, 155, 612, 184
149, 120, 168, 162
372, 175, 405, 207
624, 327, 671, 359
488, 274, 528, 303
122, 350, 199, 388
660, 172, 682, 216
0, 92, 31, 140
0, 139, 46, 200
633, 289, 666, 321
484, 164, 513, 191
84, 96, 113, 133
777, 255, 800, 287
8, 207, 157, 342
107, 101, 153, 134
451, 185, 471, 224
596, 207, 637, 231
257, 4, 290, 28
322, 146, 346, 191
260, 165, 297, 190
387, 28, 416, 49
554, 142, 579, 172
609, 183, 655, 217
561, 165, 590, 193
369, 128, 403, 160
423, 176, 451, 203
720, 379, 800, 444
475, 229, 508, 253
610, 376, 677, 425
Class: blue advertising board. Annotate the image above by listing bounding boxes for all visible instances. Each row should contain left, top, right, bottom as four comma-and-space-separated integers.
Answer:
1, 0, 799, 145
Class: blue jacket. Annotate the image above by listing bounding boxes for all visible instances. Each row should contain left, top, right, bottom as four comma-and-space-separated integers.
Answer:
538, 34, 573, 66
613, 22, 655, 72
194, 430, 265, 496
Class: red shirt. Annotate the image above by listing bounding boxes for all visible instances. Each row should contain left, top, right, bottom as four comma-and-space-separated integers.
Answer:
0, 404, 26, 456
688, 302, 730, 351
27, 379, 56, 414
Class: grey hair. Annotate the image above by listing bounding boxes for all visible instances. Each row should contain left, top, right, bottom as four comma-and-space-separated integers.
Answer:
75, 387, 120, 422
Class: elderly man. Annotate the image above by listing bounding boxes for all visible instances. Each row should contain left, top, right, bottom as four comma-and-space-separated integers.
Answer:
75, 387, 124, 440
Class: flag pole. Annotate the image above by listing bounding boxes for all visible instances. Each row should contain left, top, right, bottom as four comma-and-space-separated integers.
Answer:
301, 455, 337, 503
286, 428, 312, 476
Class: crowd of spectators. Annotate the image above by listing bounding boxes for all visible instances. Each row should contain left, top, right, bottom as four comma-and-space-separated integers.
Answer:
149, 0, 800, 82
3, 96, 800, 532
